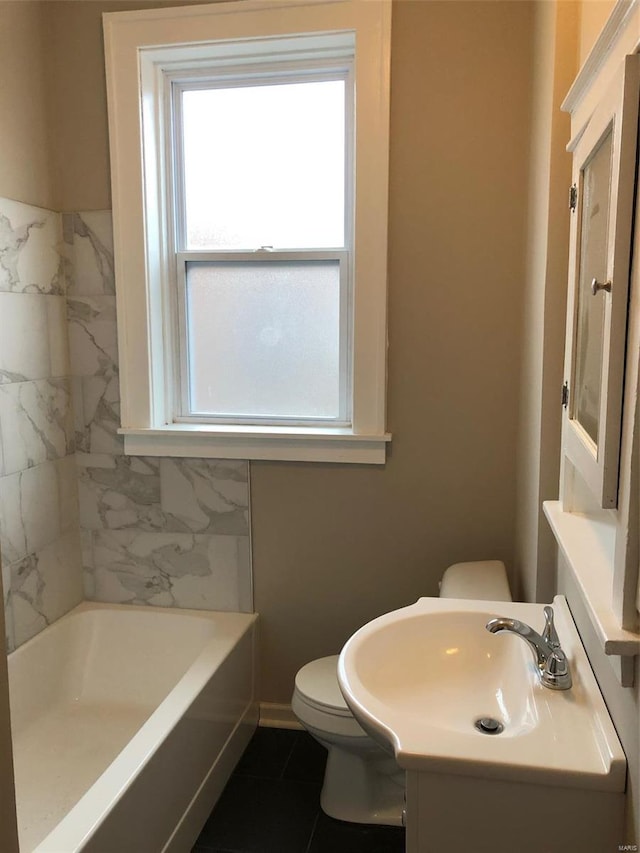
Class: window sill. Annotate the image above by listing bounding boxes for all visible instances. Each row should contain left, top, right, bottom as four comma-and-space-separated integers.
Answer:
119, 424, 391, 464
543, 501, 639, 658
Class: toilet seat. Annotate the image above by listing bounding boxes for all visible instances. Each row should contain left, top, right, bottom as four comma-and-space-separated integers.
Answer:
293, 655, 369, 739
294, 655, 352, 717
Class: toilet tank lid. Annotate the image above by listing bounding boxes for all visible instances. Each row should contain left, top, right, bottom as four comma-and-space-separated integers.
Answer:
295, 655, 350, 713
439, 560, 512, 601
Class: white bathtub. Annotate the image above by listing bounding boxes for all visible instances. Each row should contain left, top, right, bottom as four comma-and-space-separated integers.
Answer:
8, 602, 258, 853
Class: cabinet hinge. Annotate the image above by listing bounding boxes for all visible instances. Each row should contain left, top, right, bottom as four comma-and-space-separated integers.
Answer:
569, 184, 577, 212
562, 381, 569, 408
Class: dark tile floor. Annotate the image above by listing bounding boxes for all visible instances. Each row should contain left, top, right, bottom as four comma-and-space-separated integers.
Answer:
192, 727, 406, 853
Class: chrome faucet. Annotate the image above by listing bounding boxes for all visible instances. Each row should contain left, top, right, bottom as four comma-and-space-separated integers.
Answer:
486, 606, 572, 690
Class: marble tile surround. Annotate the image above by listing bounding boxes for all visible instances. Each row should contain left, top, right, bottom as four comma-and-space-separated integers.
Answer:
65, 211, 252, 615
85, 530, 251, 612
78, 455, 249, 535
0, 198, 82, 652
1, 201, 252, 652
0, 199, 64, 295
0, 378, 74, 477
78, 453, 252, 612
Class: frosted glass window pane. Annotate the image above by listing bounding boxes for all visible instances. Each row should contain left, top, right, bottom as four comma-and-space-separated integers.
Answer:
186, 261, 341, 418
182, 80, 345, 250
574, 129, 612, 445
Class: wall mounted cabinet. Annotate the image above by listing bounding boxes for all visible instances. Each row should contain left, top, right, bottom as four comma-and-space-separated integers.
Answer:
545, 1, 640, 686
562, 55, 639, 510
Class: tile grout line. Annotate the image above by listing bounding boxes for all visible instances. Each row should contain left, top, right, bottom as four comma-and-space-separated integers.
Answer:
303, 809, 321, 853
279, 730, 301, 780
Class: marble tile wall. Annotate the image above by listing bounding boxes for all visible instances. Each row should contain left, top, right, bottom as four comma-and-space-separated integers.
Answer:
0, 198, 83, 652
64, 212, 252, 614
0, 203, 251, 654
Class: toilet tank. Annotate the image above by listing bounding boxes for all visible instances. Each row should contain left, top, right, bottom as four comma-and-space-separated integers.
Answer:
439, 560, 512, 601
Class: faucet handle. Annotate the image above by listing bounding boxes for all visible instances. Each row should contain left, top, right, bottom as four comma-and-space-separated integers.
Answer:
542, 605, 560, 649
542, 648, 572, 690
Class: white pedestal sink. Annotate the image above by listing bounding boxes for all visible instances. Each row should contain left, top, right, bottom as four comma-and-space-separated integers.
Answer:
338, 595, 626, 853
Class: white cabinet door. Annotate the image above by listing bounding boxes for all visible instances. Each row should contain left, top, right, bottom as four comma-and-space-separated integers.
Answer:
563, 54, 640, 508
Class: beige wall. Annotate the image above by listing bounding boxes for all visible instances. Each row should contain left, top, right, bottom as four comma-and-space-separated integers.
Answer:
0, 1, 54, 208
252, 0, 534, 701
515, 0, 577, 603
5, 0, 207, 212
578, 0, 616, 65
42, 0, 212, 212
43, 0, 115, 211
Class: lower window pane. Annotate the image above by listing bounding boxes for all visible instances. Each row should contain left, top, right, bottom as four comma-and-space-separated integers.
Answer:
186, 260, 342, 419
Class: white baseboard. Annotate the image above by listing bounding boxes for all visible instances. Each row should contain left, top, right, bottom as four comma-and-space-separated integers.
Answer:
259, 702, 303, 730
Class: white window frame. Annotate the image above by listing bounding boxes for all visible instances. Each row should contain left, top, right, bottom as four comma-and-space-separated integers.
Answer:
103, 0, 392, 463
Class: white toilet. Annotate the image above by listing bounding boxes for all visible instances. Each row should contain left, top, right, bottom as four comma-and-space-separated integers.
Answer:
291, 560, 513, 826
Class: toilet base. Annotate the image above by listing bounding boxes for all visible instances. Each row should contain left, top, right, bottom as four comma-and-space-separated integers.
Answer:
320, 744, 405, 826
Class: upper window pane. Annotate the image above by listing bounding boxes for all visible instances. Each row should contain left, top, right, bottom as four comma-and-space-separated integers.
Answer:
181, 79, 346, 250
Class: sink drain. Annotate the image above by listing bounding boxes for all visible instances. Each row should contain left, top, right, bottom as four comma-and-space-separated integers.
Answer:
474, 717, 504, 735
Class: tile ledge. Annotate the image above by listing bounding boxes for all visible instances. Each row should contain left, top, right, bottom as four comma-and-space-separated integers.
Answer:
543, 501, 639, 658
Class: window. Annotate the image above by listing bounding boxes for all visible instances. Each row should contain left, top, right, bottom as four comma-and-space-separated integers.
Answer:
174, 71, 350, 425
103, 0, 391, 463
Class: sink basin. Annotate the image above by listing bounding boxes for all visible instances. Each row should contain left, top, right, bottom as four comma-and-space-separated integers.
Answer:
338, 595, 625, 790
344, 609, 537, 738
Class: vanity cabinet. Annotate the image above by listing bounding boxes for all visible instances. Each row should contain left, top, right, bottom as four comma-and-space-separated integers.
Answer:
405, 769, 624, 853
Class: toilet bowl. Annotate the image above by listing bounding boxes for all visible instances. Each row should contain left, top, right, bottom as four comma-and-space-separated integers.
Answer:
291, 560, 513, 826
292, 654, 406, 825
